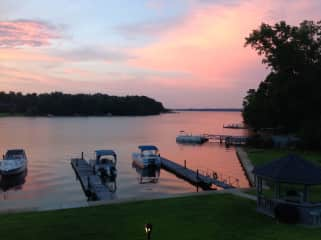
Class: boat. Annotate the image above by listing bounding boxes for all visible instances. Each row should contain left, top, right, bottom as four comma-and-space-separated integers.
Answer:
132, 145, 161, 168
0, 149, 27, 176
89, 150, 117, 180
176, 131, 208, 144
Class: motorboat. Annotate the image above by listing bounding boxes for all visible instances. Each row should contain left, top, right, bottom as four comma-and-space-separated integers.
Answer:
176, 131, 208, 144
0, 149, 27, 176
132, 145, 161, 168
89, 150, 117, 180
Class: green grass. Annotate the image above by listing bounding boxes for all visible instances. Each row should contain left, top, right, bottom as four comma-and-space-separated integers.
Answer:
0, 194, 321, 240
0, 112, 10, 117
246, 148, 321, 166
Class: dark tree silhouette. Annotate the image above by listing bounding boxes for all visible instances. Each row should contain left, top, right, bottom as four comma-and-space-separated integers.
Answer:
0, 92, 166, 116
243, 20, 321, 147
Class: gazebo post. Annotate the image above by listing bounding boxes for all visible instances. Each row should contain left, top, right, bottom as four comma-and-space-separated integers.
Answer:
274, 182, 281, 199
303, 185, 309, 202
256, 176, 262, 196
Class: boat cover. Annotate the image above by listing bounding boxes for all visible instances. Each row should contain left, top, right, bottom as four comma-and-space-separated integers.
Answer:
138, 145, 158, 151
95, 150, 117, 158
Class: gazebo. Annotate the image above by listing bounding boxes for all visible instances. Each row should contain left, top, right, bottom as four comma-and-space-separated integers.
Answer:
253, 154, 321, 226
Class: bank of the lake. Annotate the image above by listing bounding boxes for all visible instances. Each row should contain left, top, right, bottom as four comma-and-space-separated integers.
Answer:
0, 193, 320, 240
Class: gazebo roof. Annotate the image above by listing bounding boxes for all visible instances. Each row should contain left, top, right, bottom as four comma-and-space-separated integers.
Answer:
253, 154, 321, 185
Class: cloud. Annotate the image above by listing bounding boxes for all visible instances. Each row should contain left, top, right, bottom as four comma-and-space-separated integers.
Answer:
0, 19, 60, 48
57, 47, 134, 62
115, 15, 187, 40
129, 0, 321, 91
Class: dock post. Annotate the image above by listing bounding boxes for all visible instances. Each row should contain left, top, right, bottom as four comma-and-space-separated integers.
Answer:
184, 160, 186, 168
81, 152, 84, 160
220, 136, 222, 144
87, 176, 90, 190
196, 169, 199, 192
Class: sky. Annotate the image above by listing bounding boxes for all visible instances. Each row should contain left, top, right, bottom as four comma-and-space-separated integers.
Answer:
0, 0, 320, 108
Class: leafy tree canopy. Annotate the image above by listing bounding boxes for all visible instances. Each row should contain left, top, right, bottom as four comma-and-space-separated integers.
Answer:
0, 91, 166, 116
243, 20, 321, 147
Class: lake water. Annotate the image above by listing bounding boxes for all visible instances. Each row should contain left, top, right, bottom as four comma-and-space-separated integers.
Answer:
0, 111, 249, 210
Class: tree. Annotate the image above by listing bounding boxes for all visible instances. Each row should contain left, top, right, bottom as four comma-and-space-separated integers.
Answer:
243, 20, 321, 147
0, 92, 166, 116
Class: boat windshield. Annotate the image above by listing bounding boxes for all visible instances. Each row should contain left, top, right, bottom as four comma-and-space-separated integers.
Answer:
4, 150, 25, 160
98, 155, 115, 164
142, 150, 158, 156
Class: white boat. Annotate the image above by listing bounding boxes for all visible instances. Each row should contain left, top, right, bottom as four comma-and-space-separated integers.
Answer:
176, 131, 208, 144
132, 145, 161, 168
0, 149, 27, 176
89, 150, 117, 180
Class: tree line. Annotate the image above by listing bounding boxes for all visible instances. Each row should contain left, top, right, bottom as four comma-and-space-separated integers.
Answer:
0, 91, 166, 116
243, 20, 321, 147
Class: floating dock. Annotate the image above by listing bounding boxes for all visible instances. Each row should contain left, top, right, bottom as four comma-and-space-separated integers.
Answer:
71, 158, 113, 201
202, 134, 248, 145
160, 157, 237, 189
223, 123, 247, 129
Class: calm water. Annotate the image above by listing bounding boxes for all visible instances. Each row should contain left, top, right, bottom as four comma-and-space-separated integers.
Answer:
0, 111, 249, 209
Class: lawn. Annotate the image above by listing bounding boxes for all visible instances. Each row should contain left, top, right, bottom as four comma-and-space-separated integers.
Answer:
0, 112, 10, 117
246, 148, 321, 166
0, 194, 320, 240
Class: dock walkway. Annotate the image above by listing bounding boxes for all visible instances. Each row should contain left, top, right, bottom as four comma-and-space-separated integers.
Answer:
71, 158, 113, 201
160, 157, 235, 189
202, 134, 248, 145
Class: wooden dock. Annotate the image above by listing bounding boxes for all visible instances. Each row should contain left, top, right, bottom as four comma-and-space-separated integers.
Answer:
202, 134, 248, 145
71, 158, 114, 201
223, 123, 247, 129
160, 157, 236, 189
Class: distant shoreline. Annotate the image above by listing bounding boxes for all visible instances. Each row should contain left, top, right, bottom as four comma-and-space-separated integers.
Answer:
0, 109, 241, 117
172, 108, 242, 112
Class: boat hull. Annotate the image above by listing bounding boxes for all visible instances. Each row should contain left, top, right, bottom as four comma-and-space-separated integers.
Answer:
0, 165, 26, 176
176, 135, 208, 144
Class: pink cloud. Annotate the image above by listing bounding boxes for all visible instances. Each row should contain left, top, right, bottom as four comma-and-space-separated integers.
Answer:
0, 20, 60, 48
0, 48, 63, 62
129, 0, 321, 95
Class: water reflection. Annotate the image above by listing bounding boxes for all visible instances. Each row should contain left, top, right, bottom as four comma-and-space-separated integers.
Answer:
0, 112, 250, 208
0, 169, 27, 192
132, 163, 160, 184
101, 175, 117, 193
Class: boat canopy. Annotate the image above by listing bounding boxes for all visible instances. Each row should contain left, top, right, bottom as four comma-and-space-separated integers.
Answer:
138, 145, 158, 152
5, 149, 25, 156
4, 149, 26, 159
95, 150, 117, 159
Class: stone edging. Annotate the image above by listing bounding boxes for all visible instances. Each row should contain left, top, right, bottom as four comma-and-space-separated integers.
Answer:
236, 147, 255, 187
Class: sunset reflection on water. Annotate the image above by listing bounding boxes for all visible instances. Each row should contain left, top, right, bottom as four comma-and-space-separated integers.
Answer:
0, 111, 249, 209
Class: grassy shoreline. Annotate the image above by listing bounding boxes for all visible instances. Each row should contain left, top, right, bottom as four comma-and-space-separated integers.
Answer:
246, 147, 321, 166
1, 193, 321, 240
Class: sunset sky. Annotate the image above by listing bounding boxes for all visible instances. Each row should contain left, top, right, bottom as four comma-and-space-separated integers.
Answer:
0, 0, 320, 108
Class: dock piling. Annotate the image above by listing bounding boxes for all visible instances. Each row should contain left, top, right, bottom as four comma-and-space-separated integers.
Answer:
196, 169, 199, 192
184, 160, 186, 168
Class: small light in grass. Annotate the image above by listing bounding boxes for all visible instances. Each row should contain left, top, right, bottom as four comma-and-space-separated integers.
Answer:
144, 223, 152, 240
